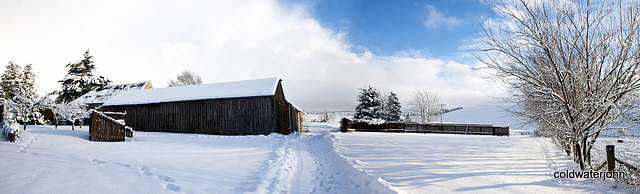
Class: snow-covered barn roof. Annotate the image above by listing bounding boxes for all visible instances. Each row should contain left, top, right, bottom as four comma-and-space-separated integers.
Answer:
72, 81, 152, 105
103, 77, 282, 106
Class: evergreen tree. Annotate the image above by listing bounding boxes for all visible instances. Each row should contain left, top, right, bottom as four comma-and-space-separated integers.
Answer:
56, 49, 111, 103
354, 86, 382, 123
1, 61, 22, 100
21, 64, 36, 99
1, 62, 22, 122
1, 62, 47, 131
383, 92, 402, 122
21, 64, 45, 126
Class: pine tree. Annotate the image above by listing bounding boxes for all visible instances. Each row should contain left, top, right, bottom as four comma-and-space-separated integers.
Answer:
354, 86, 382, 123
383, 92, 402, 122
1, 61, 22, 100
0, 62, 47, 131
1, 62, 22, 123
21, 64, 36, 99
56, 49, 111, 103
19, 64, 45, 127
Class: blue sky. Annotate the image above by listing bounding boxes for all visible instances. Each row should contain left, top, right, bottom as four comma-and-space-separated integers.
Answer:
0, 0, 503, 111
309, 0, 493, 58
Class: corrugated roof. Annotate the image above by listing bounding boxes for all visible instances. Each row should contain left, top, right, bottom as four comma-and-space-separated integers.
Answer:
103, 77, 281, 106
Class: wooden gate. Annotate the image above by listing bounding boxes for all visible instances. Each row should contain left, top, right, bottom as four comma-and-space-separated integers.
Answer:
89, 110, 133, 142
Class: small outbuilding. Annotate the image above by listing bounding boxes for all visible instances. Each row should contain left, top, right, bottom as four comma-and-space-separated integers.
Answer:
101, 78, 302, 135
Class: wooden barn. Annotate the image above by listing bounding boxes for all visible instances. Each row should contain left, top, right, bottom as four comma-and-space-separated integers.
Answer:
101, 78, 303, 135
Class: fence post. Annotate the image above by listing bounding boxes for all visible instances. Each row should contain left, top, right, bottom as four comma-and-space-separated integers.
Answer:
606, 145, 615, 171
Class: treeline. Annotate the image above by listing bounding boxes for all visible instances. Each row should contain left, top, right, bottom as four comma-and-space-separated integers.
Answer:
1, 50, 110, 142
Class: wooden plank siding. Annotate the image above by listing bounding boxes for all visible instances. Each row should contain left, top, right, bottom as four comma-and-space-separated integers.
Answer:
103, 96, 278, 135
102, 80, 303, 135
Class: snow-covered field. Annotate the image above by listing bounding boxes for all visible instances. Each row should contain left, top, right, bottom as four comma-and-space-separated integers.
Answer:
1, 122, 636, 193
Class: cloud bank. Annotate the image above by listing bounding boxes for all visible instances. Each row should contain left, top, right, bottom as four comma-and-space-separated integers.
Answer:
0, 0, 501, 111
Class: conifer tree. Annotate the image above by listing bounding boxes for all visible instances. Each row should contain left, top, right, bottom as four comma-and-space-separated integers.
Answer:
1, 61, 22, 100
1, 62, 46, 131
56, 49, 111, 103
1, 62, 22, 122
383, 92, 402, 122
354, 86, 382, 123
21, 64, 36, 99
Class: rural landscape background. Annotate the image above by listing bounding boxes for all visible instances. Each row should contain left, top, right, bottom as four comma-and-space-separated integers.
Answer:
2, 0, 640, 193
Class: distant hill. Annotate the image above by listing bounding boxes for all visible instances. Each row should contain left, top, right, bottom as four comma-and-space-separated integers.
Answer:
443, 104, 534, 130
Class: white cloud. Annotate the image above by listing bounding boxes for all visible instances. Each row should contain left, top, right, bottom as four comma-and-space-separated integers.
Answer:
422, 4, 462, 31
0, 0, 502, 111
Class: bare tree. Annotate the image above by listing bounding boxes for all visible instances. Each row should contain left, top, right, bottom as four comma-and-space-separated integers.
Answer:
3, 88, 49, 131
51, 102, 87, 130
471, 0, 640, 170
407, 90, 441, 123
168, 70, 202, 87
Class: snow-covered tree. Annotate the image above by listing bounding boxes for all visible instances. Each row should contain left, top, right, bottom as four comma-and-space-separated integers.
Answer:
2, 115, 21, 142
56, 49, 111, 103
1, 61, 22, 100
471, 0, 640, 170
4, 89, 48, 131
21, 64, 36, 97
52, 102, 87, 130
168, 70, 202, 87
382, 92, 402, 122
407, 90, 441, 123
0, 62, 22, 122
354, 86, 383, 123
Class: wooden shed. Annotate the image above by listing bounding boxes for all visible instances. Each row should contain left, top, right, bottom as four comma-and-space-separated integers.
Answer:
101, 78, 303, 135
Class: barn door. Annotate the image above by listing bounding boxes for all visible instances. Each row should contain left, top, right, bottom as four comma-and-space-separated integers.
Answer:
277, 101, 290, 135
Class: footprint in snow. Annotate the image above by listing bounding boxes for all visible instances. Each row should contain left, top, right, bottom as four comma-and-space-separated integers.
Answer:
158, 175, 175, 183
139, 166, 182, 192
166, 184, 182, 192
140, 166, 153, 176
115, 163, 132, 168
92, 159, 107, 164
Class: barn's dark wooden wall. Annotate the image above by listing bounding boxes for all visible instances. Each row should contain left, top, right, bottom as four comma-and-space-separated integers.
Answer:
102, 80, 302, 135
104, 96, 276, 135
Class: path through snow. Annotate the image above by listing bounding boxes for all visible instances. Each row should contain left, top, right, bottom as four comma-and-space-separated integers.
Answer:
248, 129, 395, 194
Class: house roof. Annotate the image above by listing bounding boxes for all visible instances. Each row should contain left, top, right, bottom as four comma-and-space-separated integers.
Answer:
72, 81, 152, 105
103, 77, 281, 106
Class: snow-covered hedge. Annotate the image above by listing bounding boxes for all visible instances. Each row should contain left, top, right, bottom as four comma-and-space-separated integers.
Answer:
2, 121, 21, 142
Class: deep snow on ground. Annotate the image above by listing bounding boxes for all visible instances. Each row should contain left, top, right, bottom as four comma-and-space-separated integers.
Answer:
591, 137, 640, 169
0, 125, 392, 194
1, 123, 636, 193
330, 129, 629, 193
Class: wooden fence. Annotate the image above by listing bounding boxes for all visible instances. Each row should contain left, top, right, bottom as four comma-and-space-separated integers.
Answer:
595, 145, 639, 186
340, 118, 509, 136
89, 110, 133, 142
